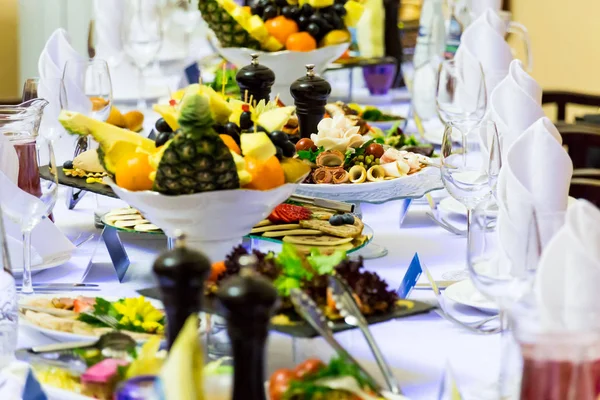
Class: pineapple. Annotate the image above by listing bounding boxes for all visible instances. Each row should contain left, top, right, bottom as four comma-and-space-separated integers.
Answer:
199, 0, 262, 49
152, 92, 239, 195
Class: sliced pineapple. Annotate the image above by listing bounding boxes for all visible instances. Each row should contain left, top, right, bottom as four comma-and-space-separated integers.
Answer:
241, 132, 277, 161
248, 15, 269, 42
262, 36, 284, 52
299, 0, 334, 7
153, 105, 180, 131
257, 106, 296, 133
344, 1, 365, 27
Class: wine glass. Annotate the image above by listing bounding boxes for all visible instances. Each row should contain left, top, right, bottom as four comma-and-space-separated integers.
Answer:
0, 204, 18, 368
436, 58, 487, 164
0, 137, 58, 295
62, 58, 113, 122
121, 0, 164, 110
467, 203, 565, 399
440, 123, 501, 280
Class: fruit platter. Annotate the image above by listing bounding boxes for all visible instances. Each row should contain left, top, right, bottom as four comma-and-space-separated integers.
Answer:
59, 84, 306, 260
201, 0, 362, 103
19, 295, 164, 342
201, 244, 434, 337
248, 202, 373, 255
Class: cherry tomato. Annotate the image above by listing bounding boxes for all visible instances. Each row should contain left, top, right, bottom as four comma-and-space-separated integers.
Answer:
269, 368, 294, 400
296, 138, 317, 152
365, 143, 384, 158
293, 358, 325, 379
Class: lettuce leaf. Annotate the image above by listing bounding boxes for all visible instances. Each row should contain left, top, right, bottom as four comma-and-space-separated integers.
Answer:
307, 249, 346, 276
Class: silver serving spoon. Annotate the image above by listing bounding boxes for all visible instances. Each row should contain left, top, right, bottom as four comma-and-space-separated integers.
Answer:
328, 275, 403, 395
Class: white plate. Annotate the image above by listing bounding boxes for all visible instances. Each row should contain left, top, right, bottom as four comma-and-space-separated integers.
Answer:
19, 294, 163, 342
12, 251, 73, 276
296, 166, 443, 203
438, 197, 499, 218
422, 126, 462, 145
443, 279, 499, 313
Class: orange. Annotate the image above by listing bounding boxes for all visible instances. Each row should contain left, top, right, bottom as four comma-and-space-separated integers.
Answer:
265, 16, 299, 45
115, 152, 155, 191
244, 156, 285, 190
219, 134, 241, 155
286, 32, 317, 52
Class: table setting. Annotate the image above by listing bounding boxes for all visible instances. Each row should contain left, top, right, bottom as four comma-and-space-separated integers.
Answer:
0, 0, 598, 399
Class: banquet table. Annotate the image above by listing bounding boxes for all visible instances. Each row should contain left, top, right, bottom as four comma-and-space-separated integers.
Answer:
6, 88, 502, 399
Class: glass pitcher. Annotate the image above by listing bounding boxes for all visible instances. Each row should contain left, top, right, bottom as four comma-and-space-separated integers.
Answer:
0, 99, 50, 198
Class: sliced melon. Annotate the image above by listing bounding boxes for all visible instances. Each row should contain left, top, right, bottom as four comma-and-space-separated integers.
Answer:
241, 132, 277, 161
257, 106, 296, 133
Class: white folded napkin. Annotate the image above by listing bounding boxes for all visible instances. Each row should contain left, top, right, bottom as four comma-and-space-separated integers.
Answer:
6, 235, 43, 269
455, 9, 513, 98
535, 200, 600, 331
38, 28, 90, 164
496, 117, 573, 273
93, 0, 124, 65
489, 59, 544, 156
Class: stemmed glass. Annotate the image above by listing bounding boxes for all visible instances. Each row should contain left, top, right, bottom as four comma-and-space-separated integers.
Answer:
121, 0, 164, 110
467, 203, 565, 399
440, 123, 501, 280
436, 58, 487, 163
0, 204, 18, 368
0, 137, 58, 295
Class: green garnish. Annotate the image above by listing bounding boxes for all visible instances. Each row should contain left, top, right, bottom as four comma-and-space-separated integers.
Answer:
297, 146, 324, 164
344, 138, 384, 167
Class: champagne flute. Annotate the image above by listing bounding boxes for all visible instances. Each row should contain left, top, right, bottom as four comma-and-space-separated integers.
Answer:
62, 58, 113, 122
440, 123, 501, 280
121, 0, 164, 110
436, 58, 487, 164
0, 138, 58, 295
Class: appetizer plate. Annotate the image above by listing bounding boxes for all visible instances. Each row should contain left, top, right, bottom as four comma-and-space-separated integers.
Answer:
12, 251, 73, 276
40, 166, 116, 198
19, 294, 164, 342
438, 197, 499, 219
442, 280, 499, 314
296, 167, 443, 203
101, 209, 164, 236
247, 223, 374, 255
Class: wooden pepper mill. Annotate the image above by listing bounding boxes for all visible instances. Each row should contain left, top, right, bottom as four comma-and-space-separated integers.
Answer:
290, 64, 331, 138
152, 232, 211, 349
216, 255, 278, 400
236, 53, 276, 104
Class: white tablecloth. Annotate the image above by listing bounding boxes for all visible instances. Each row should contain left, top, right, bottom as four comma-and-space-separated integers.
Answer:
10, 96, 500, 399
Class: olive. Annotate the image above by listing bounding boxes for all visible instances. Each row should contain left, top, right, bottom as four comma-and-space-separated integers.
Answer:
297, 15, 309, 30
212, 123, 225, 134
275, 0, 288, 7
301, 3, 313, 15
281, 141, 296, 157
255, 125, 267, 133
155, 118, 173, 133
306, 22, 320, 38
329, 214, 345, 226
341, 214, 355, 225
333, 3, 346, 15
155, 131, 173, 147
269, 130, 289, 146
275, 146, 284, 160
295, 138, 316, 152
224, 121, 241, 135
263, 5, 278, 20
239, 111, 253, 130
63, 160, 74, 169
365, 143, 384, 158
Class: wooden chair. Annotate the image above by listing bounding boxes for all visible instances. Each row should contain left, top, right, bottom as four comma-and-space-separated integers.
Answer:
542, 91, 600, 123
572, 169, 600, 180
556, 123, 600, 169
570, 178, 600, 207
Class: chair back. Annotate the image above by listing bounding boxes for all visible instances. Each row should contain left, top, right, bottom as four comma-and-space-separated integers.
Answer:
557, 123, 600, 169
570, 178, 600, 207
542, 91, 600, 122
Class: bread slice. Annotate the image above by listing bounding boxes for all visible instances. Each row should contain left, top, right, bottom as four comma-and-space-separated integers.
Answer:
299, 218, 364, 238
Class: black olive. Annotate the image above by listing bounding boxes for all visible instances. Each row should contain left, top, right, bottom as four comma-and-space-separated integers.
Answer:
341, 214, 355, 225
63, 160, 74, 169
297, 15, 309, 29
269, 130, 289, 146
155, 118, 173, 133
263, 5, 278, 20
301, 3, 313, 15
239, 111, 253, 130
155, 131, 173, 147
281, 141, 296, 157
329, 214, 345, 226
333, 3, 346, 15
224, 122, 241, 137
275, 146, 284, 160
306, 22, 320, 38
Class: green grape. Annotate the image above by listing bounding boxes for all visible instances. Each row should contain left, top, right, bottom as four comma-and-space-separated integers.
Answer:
375, 158, 380, 164
357, 155, 364, 162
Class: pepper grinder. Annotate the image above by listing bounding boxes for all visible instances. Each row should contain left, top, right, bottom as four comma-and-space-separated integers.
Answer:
236, 53, 275, 104
152, 231, 211, 349
290, 64, 331, 138
216, 255, 277, 400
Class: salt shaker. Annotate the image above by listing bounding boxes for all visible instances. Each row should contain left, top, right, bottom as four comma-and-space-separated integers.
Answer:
290, 64, 331, 138
216, 255, 278, 400
152, 231, 211, 349
236, 54, 275, 104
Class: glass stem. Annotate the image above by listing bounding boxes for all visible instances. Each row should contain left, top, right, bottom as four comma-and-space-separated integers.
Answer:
137, 67, 146, 110
21, 230, 33, 295
498, 309, 511, 399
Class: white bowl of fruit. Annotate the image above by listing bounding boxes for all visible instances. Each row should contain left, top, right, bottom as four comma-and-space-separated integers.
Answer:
201, 0, 363, 104
59, 85, 311, 261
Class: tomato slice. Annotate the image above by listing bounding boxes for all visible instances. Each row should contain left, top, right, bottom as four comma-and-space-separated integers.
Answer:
269, 368, 295, 400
